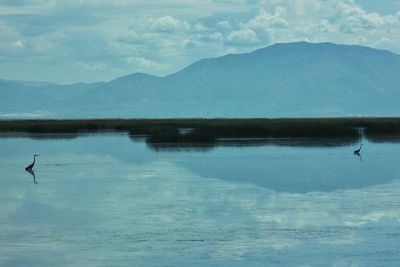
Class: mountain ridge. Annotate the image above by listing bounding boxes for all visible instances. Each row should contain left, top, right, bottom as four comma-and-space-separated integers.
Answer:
1, 42, 399, 118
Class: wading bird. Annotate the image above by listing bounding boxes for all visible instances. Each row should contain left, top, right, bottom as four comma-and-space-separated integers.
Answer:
353, 144, 364, 154
25, 154, 39, 171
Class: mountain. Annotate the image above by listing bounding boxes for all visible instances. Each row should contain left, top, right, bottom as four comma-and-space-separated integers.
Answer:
0, 80, 51, 113
0, 80, 104, 118
1, 42, 400, 118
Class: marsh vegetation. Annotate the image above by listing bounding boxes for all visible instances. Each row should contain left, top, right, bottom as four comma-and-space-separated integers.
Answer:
1, 118, 399, 145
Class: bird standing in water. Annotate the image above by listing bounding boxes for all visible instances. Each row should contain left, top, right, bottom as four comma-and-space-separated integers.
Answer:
354, 144, 364, 154
25, 154, 39, 171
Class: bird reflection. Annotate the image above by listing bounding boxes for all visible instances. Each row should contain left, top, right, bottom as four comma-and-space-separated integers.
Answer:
25, 169, 38, 184
354, 152, 363, 162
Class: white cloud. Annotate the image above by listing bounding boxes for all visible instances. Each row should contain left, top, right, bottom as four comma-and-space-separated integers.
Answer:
192, 22, 208, 32
231, 0, 400, 49
197, 31, 222, 42
147, 15, 190, 33
217, 20, 231, 31
291, 0, 322, 16
335, 1, 386, 33
74, 61, 107, 71
226, 28, 259, 45
12, 40, 25, 48
247, 6, 288, 30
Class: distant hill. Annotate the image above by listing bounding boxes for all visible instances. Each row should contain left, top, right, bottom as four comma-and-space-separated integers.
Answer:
1, 42, 400, 118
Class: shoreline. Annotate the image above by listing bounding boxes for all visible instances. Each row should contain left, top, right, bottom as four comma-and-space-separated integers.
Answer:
0, 118, 399, 143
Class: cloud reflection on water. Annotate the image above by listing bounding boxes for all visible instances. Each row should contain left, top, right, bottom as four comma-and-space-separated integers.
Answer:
0, 134, 399, 266
0, 154, 399, 266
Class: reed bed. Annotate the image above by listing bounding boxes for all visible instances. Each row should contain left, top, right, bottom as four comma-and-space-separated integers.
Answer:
0, 118, 399, 143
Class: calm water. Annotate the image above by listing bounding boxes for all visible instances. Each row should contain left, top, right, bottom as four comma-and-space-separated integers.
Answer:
0, 134, 399, 266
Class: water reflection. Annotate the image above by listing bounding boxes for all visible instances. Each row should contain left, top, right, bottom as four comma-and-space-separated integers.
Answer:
366, 135, 400, 143
217, 137, 360, 148
0, 133, 399, 266
129, 134, 147, 143
0, 133, 79, 140
145, 137, 361, 152
25, 169, 38, 184
354, 152, 363, 162
147, 142, 215, 152
0, 133, 397, 193
7, 131, 400, 148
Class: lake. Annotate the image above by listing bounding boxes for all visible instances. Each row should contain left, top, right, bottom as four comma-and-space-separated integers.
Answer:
0, 133, 399, 266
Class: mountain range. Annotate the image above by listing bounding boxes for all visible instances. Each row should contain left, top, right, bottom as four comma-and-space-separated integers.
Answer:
1, 41, 400, 118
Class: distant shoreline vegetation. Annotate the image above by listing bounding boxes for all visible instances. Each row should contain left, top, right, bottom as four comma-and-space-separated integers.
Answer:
0, 118, 400, 144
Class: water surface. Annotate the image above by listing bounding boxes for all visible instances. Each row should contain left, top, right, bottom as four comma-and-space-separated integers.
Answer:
0, 134, 399, 266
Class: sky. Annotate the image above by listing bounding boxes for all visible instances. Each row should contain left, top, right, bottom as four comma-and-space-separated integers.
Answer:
0, 0, 399, 84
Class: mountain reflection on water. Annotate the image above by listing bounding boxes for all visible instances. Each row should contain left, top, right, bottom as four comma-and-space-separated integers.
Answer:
1, 133, 397, 193
0, 133, 399, 266
145, 137, 361, 152
6, 132, 400, 149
